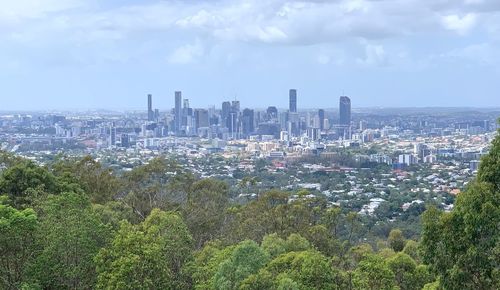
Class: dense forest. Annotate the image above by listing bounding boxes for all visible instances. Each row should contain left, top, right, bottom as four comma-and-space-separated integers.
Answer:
1, 128, 499, 289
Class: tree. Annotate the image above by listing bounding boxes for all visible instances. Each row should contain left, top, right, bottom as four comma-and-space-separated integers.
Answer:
305, 225, 342, 257
183, 179, 230, 248
212, 240, 269, 290
51, 156, 120, 204
477, 121, 500, 190
261, 233, 287, 259
122, 157, 195, 219
402, 240, 420, 262
95, 209, 193, 290
352, 254, 395, 290
421, 182, 499, 289
187, 240, 236, 290
28, 193, 111, 289
0, 201, 38, 289
387, 252, 431, 290
388, 229, 406, 252
242, 250, 345, 290
0, 161, 60, 208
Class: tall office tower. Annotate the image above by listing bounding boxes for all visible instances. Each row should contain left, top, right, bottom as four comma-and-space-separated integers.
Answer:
182, 98, 191, 127
242, 109, 255, 136
147, 94, 154, 121
267, 106, 278, 121
289, 89, 297, 113
174, 91, 182, 134
231, 100, 240, 112
120, 133, 130, 148
109, 126, 116, 146
318, 109, 325, 131
339, 96, 351, 126
154, 109, 159, 121
221, 101, 231, 127
194, 109, 209, 130
339, 96, 351, 139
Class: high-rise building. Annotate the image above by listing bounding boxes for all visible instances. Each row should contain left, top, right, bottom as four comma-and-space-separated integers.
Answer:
147, 94, 154, 121
109, 126, 116, 146
242, 109, 255, 137
231, 100, 240, 112
174, 91, 182, 134
194, 109, 209, 130
318, 109, 325, 131
120, 133, 130, 148
267, 106, 278, 121
221, 101, 231, 126
289, 89, 297, 113
339, 96, 351, 126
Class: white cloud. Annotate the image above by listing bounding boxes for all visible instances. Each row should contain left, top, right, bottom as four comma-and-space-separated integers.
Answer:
1, 0, 500, 69
167, 40, 205, 64
357, 44, 386, 66
441, 13, 477, 35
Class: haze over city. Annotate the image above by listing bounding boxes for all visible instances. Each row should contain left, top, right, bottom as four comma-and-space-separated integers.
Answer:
1, 0, 500, 110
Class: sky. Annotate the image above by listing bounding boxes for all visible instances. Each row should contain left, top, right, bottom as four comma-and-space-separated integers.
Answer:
1, 0, 500, 110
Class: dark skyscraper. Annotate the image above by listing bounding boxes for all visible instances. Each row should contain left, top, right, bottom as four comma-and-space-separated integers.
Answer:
221, 101, 231, 127
266, 106, 278, 120
318, 109, 325, 130
339, 96, 351, 139
174, 91, 182, 134
339, 96, 351, 126
289, 89, 297, 113
147, 94, 153, 121
194, 109, 209, 130
242, 108, 255, 136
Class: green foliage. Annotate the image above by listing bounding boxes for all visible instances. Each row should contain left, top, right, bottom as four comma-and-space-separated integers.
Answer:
0, 161, 60, 208
212, 240, 269, 290
122, 157, 195, 219
387, 252, 431, 290
402, 240, 420, 262
305, 225, 342, 257
28, 192, 111, 289
51, 156, 120, 204
188, 241, 235, 290
242, 250, 345, 290
95, 209, 193, 290
477, 124, 500, 189
92, 201, 139, 229
352, 254, 395, 290
388, 228, 406, 252
421, 182, 500, 289
261, 233, 287, 258
184, 179, 230, 248
0, 200, 38, 289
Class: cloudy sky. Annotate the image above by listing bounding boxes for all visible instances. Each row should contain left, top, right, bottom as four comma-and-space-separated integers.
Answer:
1, 0, 499, 110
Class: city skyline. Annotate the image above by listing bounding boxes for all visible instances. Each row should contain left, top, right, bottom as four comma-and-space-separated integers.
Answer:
1, 0, 500, 110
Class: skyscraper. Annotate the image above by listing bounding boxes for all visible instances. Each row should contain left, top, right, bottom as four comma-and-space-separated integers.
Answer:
266, 106, 278, 121
339, 96, 351, 126
289, 89, 297, 113
242, 108, 255, 137
147, 94, 153, 121
174, 91, 182, 134
109, 126, 116, 146
318, 109, 325, 131
339, 96, 351, 139
194, 109, 209, 130
221, 101, 231, 127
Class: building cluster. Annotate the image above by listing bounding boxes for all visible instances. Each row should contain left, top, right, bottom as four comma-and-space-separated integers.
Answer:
133, 90, 353, 144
